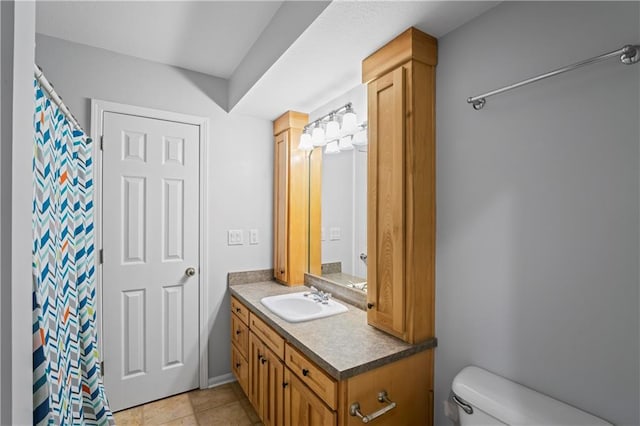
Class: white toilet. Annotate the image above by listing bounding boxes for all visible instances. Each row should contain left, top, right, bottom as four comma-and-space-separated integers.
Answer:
451, 366, 612, 425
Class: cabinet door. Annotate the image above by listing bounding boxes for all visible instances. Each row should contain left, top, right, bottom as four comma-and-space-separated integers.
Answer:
367, 65, 407, 339
231, 312, 249, 359
262, 347, 285, 426
231, 344, 248, 396
249, 332, 265, 414
284, 369, 336, 426
274, 131, 289, 283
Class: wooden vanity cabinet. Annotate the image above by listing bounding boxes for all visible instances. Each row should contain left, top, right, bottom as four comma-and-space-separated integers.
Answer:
231, 296, 433, 426
363, 27, 438, 344
230, 297, 250, 395
249, 332, 285, 426
273, 111, 322, 285
284, 369, 336, 426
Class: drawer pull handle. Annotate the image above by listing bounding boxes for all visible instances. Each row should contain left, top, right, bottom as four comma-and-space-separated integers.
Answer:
349, 391, 397, 424
302, 368, 309, 377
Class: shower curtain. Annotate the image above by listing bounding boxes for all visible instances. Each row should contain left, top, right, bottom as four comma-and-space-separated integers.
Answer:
32, 78, 113, 425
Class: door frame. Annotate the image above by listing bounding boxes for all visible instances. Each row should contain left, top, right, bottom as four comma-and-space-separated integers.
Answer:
90, 99, 210, 390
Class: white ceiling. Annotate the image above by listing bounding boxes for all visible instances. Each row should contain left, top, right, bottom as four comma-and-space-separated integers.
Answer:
35, 1, 500, 119
232, 1, 501, 118
36, 1, 284, 79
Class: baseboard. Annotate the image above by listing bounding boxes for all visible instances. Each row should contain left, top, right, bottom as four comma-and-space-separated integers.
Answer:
207, 373, 236, 389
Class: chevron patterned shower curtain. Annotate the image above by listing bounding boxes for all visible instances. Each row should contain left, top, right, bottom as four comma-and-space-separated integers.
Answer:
32, 79, 113, 425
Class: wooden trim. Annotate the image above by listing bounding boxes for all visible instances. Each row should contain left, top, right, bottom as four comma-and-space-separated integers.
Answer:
274, 111, 309, 135
405, 60, 436, 343
308, 147, 323, 275
362, 27, 437, 84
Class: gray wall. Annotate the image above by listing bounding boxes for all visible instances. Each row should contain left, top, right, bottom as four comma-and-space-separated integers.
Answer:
1, 1, 36, 424
435, 2, 640, 425
35, 34, 274, 382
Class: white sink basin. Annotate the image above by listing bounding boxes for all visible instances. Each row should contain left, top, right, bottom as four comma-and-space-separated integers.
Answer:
260, 292, 348, 323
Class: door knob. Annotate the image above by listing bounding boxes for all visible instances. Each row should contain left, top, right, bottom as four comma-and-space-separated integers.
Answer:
185, 267, 196, 277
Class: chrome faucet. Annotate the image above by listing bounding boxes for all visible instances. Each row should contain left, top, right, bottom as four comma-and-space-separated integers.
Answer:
304, 286, 331, 304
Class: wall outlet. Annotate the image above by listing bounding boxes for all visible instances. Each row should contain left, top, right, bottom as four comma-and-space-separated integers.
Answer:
228, 229, 243, 245
329, 227, 341, 241
249, 229, 259, 245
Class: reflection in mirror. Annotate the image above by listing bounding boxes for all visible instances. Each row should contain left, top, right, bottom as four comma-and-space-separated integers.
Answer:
307, 85, 367, 291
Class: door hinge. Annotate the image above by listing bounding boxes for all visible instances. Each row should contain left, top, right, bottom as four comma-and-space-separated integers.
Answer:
99, 249, 104, 264
100, 361, 104, 375
100, 135, 104, 150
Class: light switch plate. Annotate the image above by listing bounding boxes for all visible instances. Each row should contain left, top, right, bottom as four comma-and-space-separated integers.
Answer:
249, 229, 259, 245
329, 227, 341, 241
228, 229, 243, 245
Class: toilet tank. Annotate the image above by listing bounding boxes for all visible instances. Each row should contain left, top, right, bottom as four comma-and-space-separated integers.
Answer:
452, 366, 612, 426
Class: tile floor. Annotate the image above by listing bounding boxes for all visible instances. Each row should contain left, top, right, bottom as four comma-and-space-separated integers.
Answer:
113, 381, 262, 425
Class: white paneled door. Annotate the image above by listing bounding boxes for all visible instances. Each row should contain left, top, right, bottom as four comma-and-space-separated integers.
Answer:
102, 112, 200, 411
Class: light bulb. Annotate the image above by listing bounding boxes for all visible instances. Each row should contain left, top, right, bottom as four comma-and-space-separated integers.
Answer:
352, 129, 367, 146
338, 136, 353, 151
325, 141, 340, 154
325, 115, 339, 140
311, 125, 326, 146
341, 110, 357, 134
298, 132, 313, 151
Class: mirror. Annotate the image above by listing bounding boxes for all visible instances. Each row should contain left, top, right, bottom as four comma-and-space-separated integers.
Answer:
307, 86, 367, 292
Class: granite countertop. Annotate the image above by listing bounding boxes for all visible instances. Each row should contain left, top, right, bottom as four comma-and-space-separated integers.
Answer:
229, 280, 437, 381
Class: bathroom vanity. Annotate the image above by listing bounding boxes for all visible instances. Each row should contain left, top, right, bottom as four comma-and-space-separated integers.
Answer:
242, 25, 439, 426
229, 281, 436, 426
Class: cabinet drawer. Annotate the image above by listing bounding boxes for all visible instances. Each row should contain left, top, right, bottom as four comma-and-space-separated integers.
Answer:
231, 344, 248, 396
231, 296, 250, 325
284, 343, 337, 410
250, 313, 285, 360
341, 350, 432, 426
231, 312, 249, 359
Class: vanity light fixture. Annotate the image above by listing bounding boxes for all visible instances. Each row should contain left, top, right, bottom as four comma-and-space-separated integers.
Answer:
298, 102, 367, 153
352, 124, 368, 146
298, 129, 313, 151
311, 122, 326, 147
325, 141, 340, 154
340, 105, 357, 134
338, 135, 354, 151
325, 113, 340, 140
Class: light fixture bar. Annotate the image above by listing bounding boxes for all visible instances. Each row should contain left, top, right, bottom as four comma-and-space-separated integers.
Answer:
303, 102, 353, 132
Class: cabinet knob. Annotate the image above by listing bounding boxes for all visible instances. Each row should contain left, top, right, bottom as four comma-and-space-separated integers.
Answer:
282, 382, 289, 388
257, 354, 263, 361
235, 307, 241, 313
235, 363, 241, 368
367, 303, 375, 309
280, 269, 285, 274
302, 368, 309, 377
236, 329, 241, 335
261, 358, 267, 365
